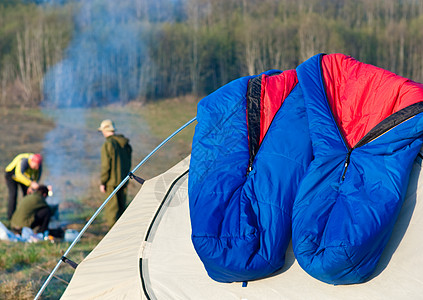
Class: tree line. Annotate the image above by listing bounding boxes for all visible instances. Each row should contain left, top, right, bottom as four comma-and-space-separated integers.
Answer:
1, 0, 423, 107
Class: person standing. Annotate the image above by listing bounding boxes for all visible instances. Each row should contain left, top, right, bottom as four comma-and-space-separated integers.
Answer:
10, 185, 51, 234
5, 153, 43, 220
98, 119, 132, 227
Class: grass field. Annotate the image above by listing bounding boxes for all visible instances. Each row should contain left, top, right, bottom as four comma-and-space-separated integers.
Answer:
0, 96, 198, 299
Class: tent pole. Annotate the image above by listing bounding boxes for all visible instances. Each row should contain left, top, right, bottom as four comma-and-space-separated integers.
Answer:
34, 116, 197, 300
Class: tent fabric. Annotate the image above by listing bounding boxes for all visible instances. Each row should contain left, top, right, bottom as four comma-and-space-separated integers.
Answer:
61, 153, 423, 299
189, 53, 423, 284
61, 158, 190, 300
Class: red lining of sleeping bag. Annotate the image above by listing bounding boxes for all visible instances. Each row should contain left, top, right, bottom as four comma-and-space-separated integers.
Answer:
260, 70, 298, 144
322, 53, 423, 148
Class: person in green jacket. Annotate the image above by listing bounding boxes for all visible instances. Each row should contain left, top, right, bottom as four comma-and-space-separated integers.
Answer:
10, 185, 51, 234
98, 119, 132, 227
5, 153, 43, 220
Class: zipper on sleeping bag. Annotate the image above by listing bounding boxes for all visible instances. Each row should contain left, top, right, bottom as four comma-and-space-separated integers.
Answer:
339, 103, 423, 182
340, 115, 413, 182
246, 74, 261, 176
318, 54, 355, 183
341, 148, 353, 181
246, 71, 283, 176
326, 103, 354, 183
318, 56, 423, 183
247, 163, 253, 175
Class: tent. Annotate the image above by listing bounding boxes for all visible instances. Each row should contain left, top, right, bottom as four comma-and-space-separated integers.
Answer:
58, 53, 423, 299
61, 152, 423, 299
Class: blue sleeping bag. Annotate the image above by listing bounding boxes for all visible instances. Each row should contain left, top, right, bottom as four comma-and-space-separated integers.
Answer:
189, 69, 313, 282
292, 53, 423, 284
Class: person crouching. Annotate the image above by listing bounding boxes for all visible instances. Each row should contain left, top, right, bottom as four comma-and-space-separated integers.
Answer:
10, 185, 51, 234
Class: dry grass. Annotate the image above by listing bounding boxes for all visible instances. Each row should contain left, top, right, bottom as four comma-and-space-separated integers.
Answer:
1, 280, 36, 300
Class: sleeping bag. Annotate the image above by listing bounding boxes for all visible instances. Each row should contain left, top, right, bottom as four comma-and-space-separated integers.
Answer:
189, 53, 423, 284
189, 70, 313, 282
292, 53, 423, 284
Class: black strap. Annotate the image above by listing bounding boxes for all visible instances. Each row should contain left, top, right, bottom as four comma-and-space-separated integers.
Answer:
246, 75, 263, 173
61, 256, 78, 269
129, 172, 145, 184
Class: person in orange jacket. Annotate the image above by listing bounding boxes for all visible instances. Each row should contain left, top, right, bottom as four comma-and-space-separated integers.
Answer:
5, 153, 43, 220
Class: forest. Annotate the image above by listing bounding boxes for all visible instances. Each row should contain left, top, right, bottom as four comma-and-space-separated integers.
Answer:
1, 0, 423, 107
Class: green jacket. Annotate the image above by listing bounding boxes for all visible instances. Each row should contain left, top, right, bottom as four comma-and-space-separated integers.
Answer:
10, 192, 49, 229
101, 134, 132, 187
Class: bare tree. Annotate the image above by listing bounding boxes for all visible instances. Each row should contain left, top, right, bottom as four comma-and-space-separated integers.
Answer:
298, 13, 330, 63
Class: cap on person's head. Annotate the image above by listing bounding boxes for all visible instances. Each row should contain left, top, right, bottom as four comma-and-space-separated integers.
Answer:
31, 154, 43, 165
98, 119, 115, 132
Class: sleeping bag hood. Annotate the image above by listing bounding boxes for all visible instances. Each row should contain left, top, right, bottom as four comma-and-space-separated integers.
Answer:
189, 53, 423, 285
